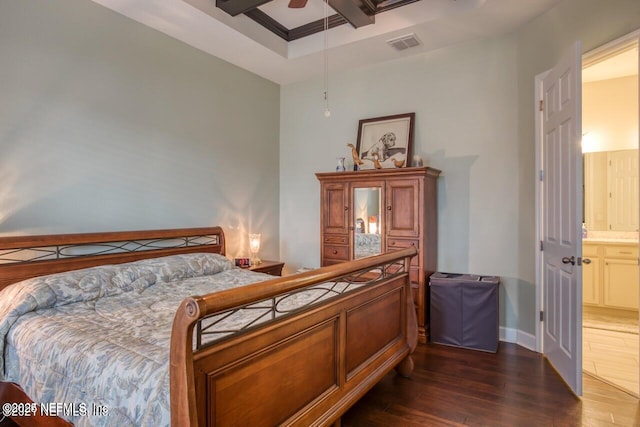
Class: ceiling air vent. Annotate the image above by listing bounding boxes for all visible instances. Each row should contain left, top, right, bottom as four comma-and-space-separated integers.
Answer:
386, 33, 421, 52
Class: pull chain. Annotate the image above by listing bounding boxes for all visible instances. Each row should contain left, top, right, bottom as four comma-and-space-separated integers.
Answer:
323, 0, 330, 118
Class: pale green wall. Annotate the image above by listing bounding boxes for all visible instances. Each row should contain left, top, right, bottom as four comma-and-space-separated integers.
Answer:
280, 0, 640, 336
513, 0, 640, 334
0, 0, 281, 259
280, 35, 523, 330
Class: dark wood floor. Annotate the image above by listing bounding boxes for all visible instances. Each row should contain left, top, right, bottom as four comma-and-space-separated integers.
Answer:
1, 342, 637, 426
342, 342, 640, 426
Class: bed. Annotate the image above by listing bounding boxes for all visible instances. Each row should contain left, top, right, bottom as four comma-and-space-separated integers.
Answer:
0, 227, 417, 426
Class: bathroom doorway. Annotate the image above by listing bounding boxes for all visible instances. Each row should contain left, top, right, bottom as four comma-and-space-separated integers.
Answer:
582, 31, 639, 397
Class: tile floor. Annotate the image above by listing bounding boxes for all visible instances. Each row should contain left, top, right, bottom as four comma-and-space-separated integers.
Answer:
583, 326, 639, 396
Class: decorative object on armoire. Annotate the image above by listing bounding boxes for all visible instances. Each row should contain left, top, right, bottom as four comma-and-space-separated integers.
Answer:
249, 233, 262, 265
336, 157, 346, 172
355, 113, 415, 170
372, 155, 383, 169
316, 166, 441, 343
411, 154, 424, 167
393, 158, 406, 168
347, 143, 364, 170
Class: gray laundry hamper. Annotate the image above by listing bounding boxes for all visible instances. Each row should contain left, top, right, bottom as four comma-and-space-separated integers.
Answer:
429, 273, 500, 352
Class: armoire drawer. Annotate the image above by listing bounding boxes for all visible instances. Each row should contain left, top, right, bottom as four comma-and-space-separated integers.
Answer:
324, 234, 348, 245
409, 267, 419, 284
322, 259, 345, 267
323, 245, 349, 260
385, 264, 420, 285
386, 238, 419, 266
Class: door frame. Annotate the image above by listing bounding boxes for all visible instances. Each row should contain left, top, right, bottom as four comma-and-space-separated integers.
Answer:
535, 28, 640, 370
580, 29, 640, 395
534, 69, 549, 353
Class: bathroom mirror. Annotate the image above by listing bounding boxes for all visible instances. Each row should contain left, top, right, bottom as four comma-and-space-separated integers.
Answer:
353, 187, 382, 259
584, 149, 639, 232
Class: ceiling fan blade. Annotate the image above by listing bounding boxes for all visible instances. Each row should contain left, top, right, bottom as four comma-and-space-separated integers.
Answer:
288, 0, 308, 8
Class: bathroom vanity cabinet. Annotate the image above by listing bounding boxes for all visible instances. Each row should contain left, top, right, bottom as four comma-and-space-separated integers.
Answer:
583, 241, 639, 310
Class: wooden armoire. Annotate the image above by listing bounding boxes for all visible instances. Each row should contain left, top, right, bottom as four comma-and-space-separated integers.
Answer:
316, 167, 441, 343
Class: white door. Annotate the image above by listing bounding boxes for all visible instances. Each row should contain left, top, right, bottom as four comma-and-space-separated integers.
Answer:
541, 41, 583, 395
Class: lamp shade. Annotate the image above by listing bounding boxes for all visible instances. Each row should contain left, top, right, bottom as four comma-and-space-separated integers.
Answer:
249, 233, 261, 265
368, 216, 377, 234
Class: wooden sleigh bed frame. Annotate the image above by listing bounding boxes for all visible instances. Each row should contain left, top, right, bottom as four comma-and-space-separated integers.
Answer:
0, 227, 418, 427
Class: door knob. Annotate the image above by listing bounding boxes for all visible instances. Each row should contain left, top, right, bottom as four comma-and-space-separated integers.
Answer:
582, 258, 591, 264
562, 256, 575, 265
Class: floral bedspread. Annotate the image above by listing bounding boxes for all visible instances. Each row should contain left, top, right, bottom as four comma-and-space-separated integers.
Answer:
0, 253, 275, 427
354, 233, 381, 258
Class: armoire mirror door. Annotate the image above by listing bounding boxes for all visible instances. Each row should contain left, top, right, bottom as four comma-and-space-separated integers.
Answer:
352, 185, 382, 259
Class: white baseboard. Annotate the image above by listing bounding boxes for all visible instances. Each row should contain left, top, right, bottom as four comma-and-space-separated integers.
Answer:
499, 327, 538, 352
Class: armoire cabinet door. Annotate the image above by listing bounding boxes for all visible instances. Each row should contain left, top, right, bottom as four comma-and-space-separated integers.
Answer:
386, 179, 420, 237
322, 183, 349, 235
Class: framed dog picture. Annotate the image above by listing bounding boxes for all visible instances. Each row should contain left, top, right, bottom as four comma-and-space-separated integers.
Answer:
354, 113, 415, 170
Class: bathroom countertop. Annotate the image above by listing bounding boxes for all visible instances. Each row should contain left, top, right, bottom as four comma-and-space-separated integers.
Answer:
583, 237, 639, 244
583, 230, 638, 244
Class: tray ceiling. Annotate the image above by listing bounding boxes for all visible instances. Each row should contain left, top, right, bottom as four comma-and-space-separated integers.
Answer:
90, 0, 563, 84
217, 0, 420, 41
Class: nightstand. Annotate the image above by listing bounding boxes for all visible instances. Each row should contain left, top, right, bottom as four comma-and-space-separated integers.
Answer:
249, 260, 285, 276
